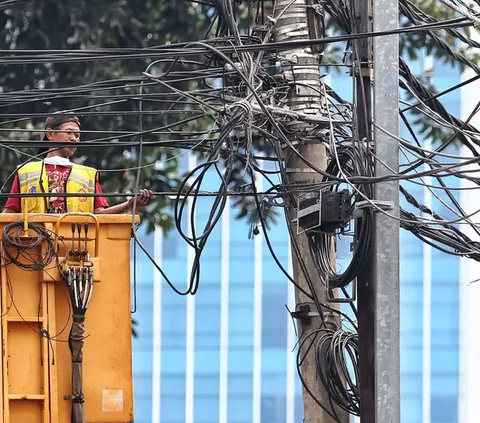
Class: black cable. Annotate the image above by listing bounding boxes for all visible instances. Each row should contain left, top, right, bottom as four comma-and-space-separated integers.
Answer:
2, 221, 56, 270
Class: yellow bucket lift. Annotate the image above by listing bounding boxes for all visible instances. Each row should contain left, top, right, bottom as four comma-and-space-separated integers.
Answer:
0, 212, 137, 423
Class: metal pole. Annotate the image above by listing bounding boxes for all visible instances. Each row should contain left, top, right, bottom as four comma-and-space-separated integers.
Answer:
353, 0, 375, 421
272, 1, 348, 422
372, 0, 401, 421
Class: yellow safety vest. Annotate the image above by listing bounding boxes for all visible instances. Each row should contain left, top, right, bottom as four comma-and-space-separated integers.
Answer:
17, 161, 97, 213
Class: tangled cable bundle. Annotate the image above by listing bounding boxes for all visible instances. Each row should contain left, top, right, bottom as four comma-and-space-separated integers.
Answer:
308, 142, 373, 289
315, 329, 360, 416
1, 221, 57, 270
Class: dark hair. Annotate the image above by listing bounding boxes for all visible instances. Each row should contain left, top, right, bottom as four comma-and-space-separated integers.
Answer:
38, 112, 81, 156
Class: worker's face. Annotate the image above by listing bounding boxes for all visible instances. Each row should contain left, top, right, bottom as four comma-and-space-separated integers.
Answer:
46, 122, 80, 158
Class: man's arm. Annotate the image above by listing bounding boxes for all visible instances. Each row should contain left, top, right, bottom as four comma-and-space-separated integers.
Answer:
95, 189, 154, 214
3, 175, 21, 213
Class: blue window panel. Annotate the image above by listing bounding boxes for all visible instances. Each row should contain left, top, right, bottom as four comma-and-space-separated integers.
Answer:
431, 330, 458, 349
294, 395, 304, 422
401, 299, 423, 310
263, 223, 289, 241
431, 395, 458, 423
133, 369, 153, 397
400, 397, 422, 423
133, 317, 153, 337
133, 332, 154, 349
432, 283, 460, 299
161, 350, 187, 373
401, 347, 423, 373
261, 373, 287, 398
195, 350, 221, 374
230, 262, 254, 283
430, 374, 459, 397
401, 307, 423, 332
229, 285, 254, 306
195, 305, 221, 334
195, 333, 221, 349
195, 373, 221, 395
331, 75, 353, 99
195, 292, 222, 308
133, 397, 153, 423
431, 306, 459, 333
228, 373, 253, 395
262, 250, 289, 263
431, 260, 460, 286
162, 302, 187, 339
133, 263, 155, 285
401, 330, 422, 349
262, 283, 288, 349
227, 396, 253, 423
401, 372, 422, 397
261, 350, 289, 374
401, 281, 424, 304
431, 348, 459, 374
400, 231, 424, 251
134, 227, 154, 250
194, 397, 221, 423
133, 348, 153, 418
160, 395, 186, 423
228, 350, 254, 372
160, 373, 188, 395
162, 333, 187, 349
199, 253, 223, 268
431, 294, 460, 310
134, 293, 154, 310
229, 333, 254, 348
162, 233, 179, 259
261, 395, 286, 423
230, 308, 254, 332
230, 217, 252, 235
400, 258, 424, 284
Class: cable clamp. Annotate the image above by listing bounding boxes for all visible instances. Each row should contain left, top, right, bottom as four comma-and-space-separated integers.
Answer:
267, 15, 277, 24
39, 330, 50, 339
64, 393, 84, 404
353, 200, 394, 217
290, 303, 319, 325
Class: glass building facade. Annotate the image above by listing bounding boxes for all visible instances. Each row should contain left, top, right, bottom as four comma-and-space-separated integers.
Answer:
131, 52, 468, 423
132, 154, 304, 423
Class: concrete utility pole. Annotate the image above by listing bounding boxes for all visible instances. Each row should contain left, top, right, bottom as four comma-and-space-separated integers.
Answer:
355, 0, 401, 421
272, 1, 348, 422
372, 0, 401, 420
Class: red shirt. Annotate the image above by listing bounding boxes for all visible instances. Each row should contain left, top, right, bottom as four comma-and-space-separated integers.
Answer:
5, 165, 109, 213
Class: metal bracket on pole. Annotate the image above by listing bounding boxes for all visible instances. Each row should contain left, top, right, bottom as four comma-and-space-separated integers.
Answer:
351, 59, 373, 77
290, 303, 319, 325
294, 191, 322, 235
290, 302, 338, 325
353, 199, 394, 217
326, 278, 357, 303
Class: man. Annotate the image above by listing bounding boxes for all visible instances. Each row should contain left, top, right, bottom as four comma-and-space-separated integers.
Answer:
3, 113, 154, 214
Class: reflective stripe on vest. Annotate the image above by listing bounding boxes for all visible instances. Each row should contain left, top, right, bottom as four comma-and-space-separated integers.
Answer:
17, 161, 97, 213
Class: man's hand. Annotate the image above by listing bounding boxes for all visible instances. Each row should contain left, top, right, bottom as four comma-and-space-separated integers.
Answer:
96, 189, 155, 215
128, 189, 155, 209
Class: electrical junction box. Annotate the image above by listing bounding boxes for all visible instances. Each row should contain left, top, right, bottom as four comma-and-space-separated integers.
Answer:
297, 189, 352, 234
